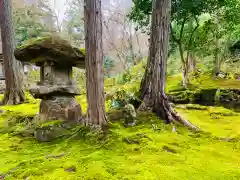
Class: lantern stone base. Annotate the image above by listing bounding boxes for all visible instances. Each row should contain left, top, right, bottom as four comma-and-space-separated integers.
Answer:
38, 96, 84, 123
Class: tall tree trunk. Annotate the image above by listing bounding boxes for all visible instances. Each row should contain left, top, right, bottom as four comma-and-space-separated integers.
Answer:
135, 32, 142, 58
179, 43, 189, 88
213, 11, 221, 76
186, 18, 198, 74
188, 51, 196, 73
139, 0, 197, 130
182, 64, 189, 88
214, 38, 221, 76
128, 23, 136, 65
0, 0, 25, 105
84, 0, 107, 129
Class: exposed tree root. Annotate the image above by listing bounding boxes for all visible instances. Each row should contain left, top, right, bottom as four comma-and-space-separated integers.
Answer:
0, 89, 25, 105
139, 93, 199, 131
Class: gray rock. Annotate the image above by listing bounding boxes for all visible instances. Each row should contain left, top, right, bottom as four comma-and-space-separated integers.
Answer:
45, 153, 65, 159
0, 109, 5, 114
64, 166, 76, 172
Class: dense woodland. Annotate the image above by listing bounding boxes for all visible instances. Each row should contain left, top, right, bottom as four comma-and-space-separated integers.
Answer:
0, 0, 239, 179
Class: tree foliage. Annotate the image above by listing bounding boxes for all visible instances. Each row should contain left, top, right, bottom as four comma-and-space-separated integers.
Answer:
129, 0, 224, 30
64, 0, 84, 47
129, 0, 237, 86
12, 1, 56, 46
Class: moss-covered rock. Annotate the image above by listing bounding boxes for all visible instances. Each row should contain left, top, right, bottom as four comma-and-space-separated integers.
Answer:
168, 90, 195, 104
14, 36, 85, 68
123, 104, 136, 126
34, 119, 80, 142
0, 108, 79, 141
194, 88, 219, 105
168, 88, 240, 110
34, 126, 68, 142
107, 109, 124, 122
217, 89, 240, 102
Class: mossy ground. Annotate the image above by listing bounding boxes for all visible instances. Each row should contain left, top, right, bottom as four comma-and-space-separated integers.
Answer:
0, 95, 240, 179
0, 66, 240, 179
104, 61, 240, 94
167, 73, 240, 91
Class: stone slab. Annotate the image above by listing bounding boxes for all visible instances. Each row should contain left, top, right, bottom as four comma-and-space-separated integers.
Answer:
29, 84, 80, 99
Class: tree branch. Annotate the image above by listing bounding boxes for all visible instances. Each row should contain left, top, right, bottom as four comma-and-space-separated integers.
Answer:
170, 14, 188, 45
179, 15, 188, 41
186, 15, 199, 61
102, 19, 129, 71
170, 24, 180, 44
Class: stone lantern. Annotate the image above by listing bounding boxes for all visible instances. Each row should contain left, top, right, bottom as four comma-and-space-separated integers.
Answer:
14, 36, 85, 123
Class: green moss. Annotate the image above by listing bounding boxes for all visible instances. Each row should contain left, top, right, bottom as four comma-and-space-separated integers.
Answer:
17, 36, 49, 50
176, 104, 209, 110
0, 101, 240, 179
104, 63, 239, 110
79, 48, 86, 56
76, 94, 112, 113
177, 106, 240, 138
39, 120, 63, 128
166, 73, 240, 92
1, 61, 240, 179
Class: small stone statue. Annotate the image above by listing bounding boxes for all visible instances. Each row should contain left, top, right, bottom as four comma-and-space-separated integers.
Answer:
123, 103, 136, 126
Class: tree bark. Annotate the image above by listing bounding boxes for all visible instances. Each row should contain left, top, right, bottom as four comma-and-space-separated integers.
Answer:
214, 44, 221, 76
139, 0, 198, 131
188, 51, 196, 73
128, 22, 136, 65
171, 24, 189, 88
213, 11, 221, 76
178, 43, 189, 88
182, 65, 189, 88
0, 0, 25, 105
186, 17, 198, 74
84, 0, 107, 129
135, 32, 142, 58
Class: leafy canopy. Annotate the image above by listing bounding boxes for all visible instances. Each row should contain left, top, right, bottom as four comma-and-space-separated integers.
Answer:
129, 0, 225, 31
